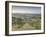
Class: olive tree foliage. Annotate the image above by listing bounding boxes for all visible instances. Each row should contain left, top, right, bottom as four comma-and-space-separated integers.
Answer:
12, 17, 25, 28
30, 16, 41, 29
12, 17, 16, 25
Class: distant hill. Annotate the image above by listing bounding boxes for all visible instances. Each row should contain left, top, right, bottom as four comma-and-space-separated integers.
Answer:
12, 13, 41, 17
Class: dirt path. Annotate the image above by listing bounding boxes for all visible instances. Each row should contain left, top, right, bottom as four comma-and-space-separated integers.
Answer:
12, 23, 35, 31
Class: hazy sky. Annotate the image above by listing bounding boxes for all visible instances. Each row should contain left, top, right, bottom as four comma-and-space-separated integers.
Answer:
12, 6, 41, 14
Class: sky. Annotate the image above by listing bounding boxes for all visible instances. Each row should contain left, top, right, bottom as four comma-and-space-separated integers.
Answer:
12, 6, 41, 14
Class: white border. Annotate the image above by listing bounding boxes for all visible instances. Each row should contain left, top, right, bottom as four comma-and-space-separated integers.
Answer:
9, 3, 44, 34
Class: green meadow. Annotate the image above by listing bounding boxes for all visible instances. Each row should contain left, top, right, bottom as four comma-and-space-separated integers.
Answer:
12, 14, 41, 31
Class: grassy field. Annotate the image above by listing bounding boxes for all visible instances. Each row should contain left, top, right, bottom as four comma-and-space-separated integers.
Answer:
12, 14, 41, 31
